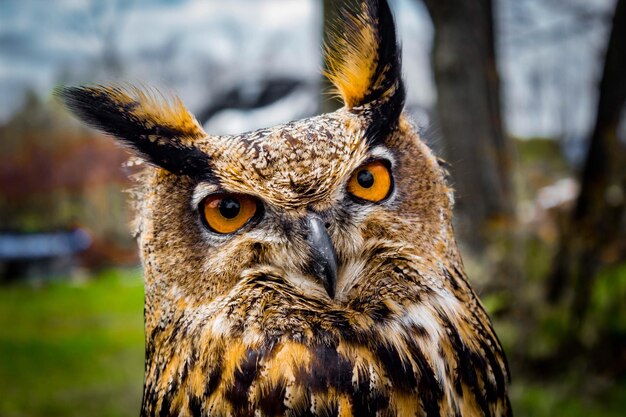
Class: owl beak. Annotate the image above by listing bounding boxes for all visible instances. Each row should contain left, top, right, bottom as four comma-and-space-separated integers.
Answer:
306, 215, 338, 299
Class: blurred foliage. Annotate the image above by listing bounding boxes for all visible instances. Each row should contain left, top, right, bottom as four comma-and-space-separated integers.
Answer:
586, 263, 626, 336
515, 138, 571, 177
0, 93, 138, 268
508, 139, 626, 372
511, 376, 626, 417
0, 94, 131, 234
474, 136, 626, 416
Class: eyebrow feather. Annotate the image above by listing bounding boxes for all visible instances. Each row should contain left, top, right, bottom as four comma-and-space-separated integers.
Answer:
56, 84, 216, 179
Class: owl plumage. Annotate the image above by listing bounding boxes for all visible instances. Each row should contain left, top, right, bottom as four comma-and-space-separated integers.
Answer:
58, 1, 511, 416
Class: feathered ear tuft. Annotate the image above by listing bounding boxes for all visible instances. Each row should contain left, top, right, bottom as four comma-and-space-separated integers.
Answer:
323, 0, 404, 108
55, 85, 213, 178
323, 0, 405, 143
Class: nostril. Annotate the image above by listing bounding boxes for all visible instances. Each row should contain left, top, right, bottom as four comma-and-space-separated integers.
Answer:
324, 222, 331, 229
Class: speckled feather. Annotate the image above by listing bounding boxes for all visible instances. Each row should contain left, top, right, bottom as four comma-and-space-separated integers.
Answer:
58, 1, 511, 416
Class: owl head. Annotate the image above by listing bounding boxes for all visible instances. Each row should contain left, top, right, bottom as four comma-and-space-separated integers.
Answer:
58, 1, 508, 415
59, 0, 456, 311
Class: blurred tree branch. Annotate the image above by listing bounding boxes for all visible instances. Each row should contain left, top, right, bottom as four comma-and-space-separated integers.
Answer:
422, 0, 515, 251
548, 0, 626, 330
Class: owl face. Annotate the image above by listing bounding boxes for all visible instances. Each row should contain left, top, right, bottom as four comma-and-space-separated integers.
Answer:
128, 107, 450, 312
59, 1, 510, 415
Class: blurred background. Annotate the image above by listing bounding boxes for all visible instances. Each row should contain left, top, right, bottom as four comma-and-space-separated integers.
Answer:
0, 0, 625, 416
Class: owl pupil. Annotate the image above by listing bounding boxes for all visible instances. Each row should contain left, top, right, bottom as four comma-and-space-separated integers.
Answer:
357, 170, 375, 188
219, 198, 241, 219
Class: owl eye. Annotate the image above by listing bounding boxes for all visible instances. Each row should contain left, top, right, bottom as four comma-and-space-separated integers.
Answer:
347, 160, 393, 202
200, 193, 259, 234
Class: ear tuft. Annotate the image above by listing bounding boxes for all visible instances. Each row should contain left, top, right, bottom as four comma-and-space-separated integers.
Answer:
56, 85, 213, 178
323, 0, 405, 112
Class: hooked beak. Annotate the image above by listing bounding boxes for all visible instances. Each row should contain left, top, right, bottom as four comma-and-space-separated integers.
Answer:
306, 215, 338, 298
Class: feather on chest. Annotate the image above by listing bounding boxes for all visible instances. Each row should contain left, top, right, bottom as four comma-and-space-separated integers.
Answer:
142, 268, 509, 417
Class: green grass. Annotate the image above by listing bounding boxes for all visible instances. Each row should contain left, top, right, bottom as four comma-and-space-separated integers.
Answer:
1, 268, 624, 417
0, 269, 144, 417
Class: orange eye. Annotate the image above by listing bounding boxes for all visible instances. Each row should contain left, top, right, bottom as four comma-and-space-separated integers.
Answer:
347, 160, 393, 202
201, 194, 258, 234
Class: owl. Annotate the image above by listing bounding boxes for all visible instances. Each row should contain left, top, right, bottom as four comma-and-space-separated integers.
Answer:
58, 0, 511, 416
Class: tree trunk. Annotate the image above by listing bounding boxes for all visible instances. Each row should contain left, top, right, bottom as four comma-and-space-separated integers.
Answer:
319, 0, 343, 114
422, 0, 514, 250
548, 0, 626, 324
